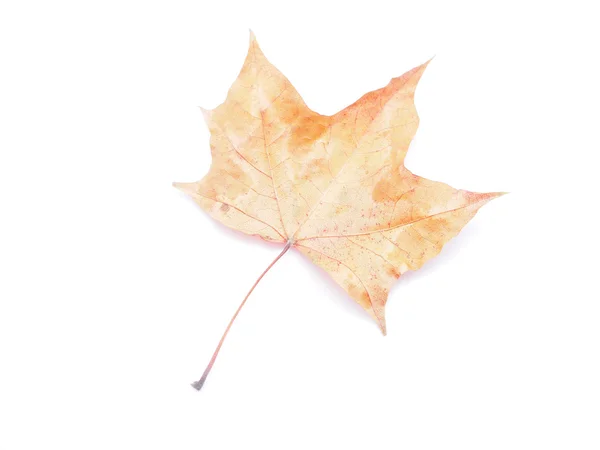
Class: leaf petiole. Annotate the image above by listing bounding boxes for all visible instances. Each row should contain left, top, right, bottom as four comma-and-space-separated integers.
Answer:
191, 240, 292, 391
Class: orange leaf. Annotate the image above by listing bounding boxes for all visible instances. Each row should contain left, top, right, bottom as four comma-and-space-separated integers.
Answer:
175, 32, 504, 389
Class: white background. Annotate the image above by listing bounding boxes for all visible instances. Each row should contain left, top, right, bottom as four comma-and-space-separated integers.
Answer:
1, 0, 599, 449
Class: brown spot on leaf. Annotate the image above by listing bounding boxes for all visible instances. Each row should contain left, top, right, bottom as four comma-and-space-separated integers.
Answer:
386, 265, 401, 278
347, 282, 371, 310
289, 115, 329, 156
372, 179, 393, 202
372, 167, 418, 204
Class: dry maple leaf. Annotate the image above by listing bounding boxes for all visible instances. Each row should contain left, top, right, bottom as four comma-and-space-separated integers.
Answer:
174, 32, 504, 390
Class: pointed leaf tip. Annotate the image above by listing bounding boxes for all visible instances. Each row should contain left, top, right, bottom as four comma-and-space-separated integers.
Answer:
378, 316, 387, 335
488, 191, 509, 200
172, 181, 198, 196
416, 57, 434, 74
198, 107, 212, 124
246, 29, 264, 56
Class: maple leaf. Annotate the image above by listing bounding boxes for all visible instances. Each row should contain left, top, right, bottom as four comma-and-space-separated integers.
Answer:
174, 32, 504, 390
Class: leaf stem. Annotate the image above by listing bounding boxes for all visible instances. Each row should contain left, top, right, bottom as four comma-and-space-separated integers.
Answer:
191, 241, 293, 391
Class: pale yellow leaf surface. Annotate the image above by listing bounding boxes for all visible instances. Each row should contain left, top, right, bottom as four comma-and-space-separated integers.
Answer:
175, 32, 503, 334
